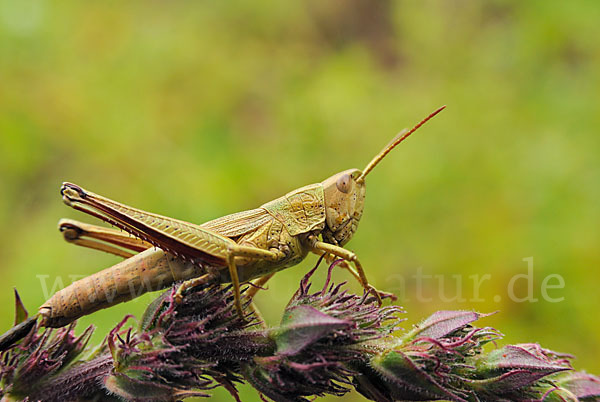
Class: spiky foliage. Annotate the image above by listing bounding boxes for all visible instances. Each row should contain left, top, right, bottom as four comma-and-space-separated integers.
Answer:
0, 262, 598, 402
356, 310, 594, 402
104, 285, 270, 402
244, 260, 404, 401
0, 322, 94, 401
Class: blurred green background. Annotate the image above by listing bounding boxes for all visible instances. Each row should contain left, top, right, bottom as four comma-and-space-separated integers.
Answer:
1, 1, 599, 400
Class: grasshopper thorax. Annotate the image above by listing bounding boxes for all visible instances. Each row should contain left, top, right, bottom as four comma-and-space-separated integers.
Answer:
321, 169, 365, 246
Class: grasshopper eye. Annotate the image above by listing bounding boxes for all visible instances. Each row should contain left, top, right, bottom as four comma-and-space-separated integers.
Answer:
336, 173, 352, 193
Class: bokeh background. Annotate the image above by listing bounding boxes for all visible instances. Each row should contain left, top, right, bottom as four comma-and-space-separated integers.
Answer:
1, 1, 599, 400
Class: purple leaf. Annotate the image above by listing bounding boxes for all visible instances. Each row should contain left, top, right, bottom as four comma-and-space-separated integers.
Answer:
275, 305, 352, 356
486, 345, 570, 372
556, 371, 600, 399
473, 345, 571, 391
407, 310, 488, 340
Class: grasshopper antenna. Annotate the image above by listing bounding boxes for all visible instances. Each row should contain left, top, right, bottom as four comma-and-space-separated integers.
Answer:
357, 105, 446, 183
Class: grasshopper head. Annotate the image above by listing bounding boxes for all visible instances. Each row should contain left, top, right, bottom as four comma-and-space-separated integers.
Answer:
320, 106, 446, 246
321, 169, 366, 246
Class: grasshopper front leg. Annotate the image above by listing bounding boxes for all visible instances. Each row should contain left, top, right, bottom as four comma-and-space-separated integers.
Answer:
322, 254, 397, 301
308, 235, 384, 305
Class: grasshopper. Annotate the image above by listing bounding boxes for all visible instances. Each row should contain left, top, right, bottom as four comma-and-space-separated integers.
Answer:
2, 106, 445, 342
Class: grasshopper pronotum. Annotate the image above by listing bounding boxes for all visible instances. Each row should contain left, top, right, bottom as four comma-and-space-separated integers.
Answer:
1, 106, 445, 346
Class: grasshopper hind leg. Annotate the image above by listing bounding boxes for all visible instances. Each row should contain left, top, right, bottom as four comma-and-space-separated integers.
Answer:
58, 219, 152, 258
175, 244, 279, 321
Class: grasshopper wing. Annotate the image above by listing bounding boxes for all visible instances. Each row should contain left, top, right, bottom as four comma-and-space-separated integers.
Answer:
60, 182, 232, 265
201, 208, 273, 238
203, 183, 327, 238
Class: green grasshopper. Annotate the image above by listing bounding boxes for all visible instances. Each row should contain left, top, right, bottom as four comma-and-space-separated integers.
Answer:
3, 106, 445, 340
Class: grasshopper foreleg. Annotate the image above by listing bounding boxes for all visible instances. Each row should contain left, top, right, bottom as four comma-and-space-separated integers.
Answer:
323, 255, 397, 302
308, 236, 384, 305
